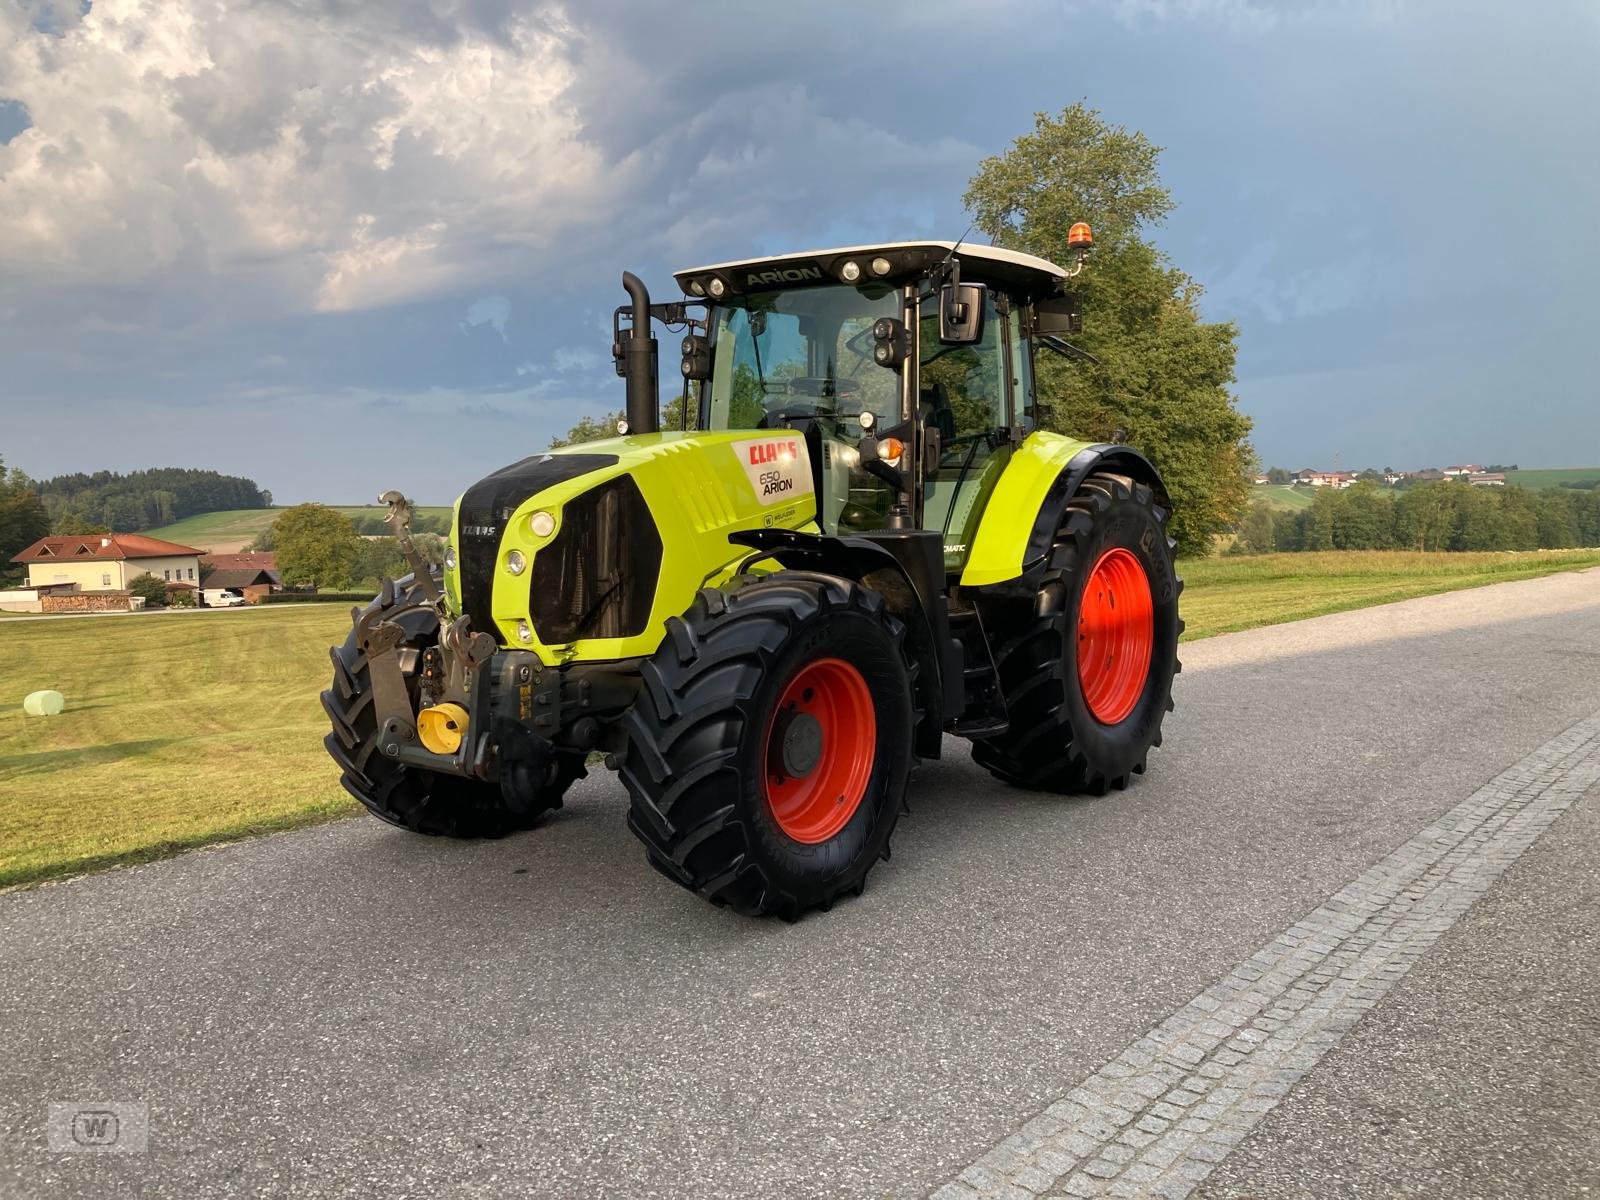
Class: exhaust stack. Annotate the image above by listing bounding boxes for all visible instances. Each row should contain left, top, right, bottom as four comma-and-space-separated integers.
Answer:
621, 271, 659, 435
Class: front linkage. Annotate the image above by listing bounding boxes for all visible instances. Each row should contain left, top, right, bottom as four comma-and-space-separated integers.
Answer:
330, 491, 640, 828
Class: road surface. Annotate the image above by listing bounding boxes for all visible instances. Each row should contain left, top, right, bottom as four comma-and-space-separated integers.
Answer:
2, 568, 1597, 1198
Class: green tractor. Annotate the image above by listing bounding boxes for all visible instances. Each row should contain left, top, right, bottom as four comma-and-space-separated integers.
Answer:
322, 228, 1182, 919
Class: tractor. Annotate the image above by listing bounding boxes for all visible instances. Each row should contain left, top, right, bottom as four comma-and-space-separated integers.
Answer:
322, 228, 1182, 919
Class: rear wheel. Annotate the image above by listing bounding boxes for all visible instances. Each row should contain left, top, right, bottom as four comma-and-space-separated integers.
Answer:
321, 577, 586, 837
620, 571, 916, 919
972, 471, 1182, 794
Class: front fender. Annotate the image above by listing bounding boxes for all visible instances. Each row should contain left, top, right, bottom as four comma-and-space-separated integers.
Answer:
960, 432, 1169, 588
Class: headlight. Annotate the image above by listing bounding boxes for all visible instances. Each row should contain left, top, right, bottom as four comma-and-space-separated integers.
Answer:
516, 620, 534, 644
840, 260, 861, 282
443, 544, 457, 571
505, 549, 527, 576
529, 510, 555, 538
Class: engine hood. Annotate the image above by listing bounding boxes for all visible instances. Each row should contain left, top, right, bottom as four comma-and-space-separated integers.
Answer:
445, 430, 820, 663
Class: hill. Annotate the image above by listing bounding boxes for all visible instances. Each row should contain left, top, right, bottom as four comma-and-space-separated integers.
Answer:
147, 506, 453, 553
1252, 484, 1316, 511
36, 467, 270, 531
1505, 467, 1600, 490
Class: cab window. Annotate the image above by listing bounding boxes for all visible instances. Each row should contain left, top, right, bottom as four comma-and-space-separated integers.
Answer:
919, 291, 1012, 570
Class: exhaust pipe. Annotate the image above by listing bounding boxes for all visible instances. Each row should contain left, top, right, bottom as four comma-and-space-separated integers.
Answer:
621, 271, 659, 435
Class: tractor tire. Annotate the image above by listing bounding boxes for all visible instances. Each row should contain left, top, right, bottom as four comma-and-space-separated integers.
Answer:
972, 471, 1182, 795
321, 576, 586, 837
620, 571, 916, 919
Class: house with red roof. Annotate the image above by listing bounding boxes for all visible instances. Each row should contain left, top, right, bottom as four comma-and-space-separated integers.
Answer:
10, 533, 206, 594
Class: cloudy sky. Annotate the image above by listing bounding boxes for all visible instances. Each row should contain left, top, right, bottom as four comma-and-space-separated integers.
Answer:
2, 0, 1596, 502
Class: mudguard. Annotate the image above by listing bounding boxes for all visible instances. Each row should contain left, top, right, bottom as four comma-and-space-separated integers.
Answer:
728, 527, 953, 758
960, 432, 1170, 589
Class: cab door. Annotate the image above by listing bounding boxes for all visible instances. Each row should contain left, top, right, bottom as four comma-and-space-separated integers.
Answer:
917, 290, 1019, 573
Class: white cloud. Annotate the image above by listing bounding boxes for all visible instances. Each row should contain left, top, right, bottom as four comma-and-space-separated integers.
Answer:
459, 294, 512, 341
552, 345, 602, 373
0, 0, 605, 311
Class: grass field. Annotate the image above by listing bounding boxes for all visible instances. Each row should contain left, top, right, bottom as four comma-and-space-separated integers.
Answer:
1252, 484, 1316, 510
146, 505, 453, 552
4, 548, 1598, 890
1, 607, 356, 889
1505, 467, 1600, 490
1180, 549, 1600, 639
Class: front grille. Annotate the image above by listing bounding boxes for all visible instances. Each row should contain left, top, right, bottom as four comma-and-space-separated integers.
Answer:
531, 476, 661, 644
455, 451, 619, 639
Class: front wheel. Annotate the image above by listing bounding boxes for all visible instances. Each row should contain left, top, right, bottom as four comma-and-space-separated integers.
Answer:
972, 471, 1182, 794
321, 577, 587, 837
620, 571, 916, 919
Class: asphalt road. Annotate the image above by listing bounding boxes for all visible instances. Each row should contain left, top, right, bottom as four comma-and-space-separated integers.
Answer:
3, 568, 1597, 1198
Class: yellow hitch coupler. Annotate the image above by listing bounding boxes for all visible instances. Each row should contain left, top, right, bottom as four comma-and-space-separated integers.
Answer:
417, 703, 471, 755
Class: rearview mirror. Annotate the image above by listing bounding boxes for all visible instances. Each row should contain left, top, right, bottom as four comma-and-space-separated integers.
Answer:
938, 282, 987, 345
1033, 294, 1083, 336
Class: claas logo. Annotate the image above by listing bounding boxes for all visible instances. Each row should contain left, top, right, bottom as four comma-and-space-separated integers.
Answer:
748, 440, 800, 466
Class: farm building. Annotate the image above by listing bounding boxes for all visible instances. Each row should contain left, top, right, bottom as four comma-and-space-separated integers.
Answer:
199, 552, 282, 605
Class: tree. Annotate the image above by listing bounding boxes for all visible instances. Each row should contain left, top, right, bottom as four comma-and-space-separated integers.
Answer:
1265, 467, 1291, 484
272, 504, 361, 590
1332, 482, 1394, 550
1396, 482, 1455, 551
1233, 501, 1277, 555
964, 104, 1254, 556
549, 411, 624, 449
50, 509, 112, 535
126, 572, 168, 607
167, 586, 197, 607
0, 455, 50, 586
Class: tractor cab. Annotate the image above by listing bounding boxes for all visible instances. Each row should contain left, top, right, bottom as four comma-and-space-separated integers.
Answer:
666, 240, 1089, 573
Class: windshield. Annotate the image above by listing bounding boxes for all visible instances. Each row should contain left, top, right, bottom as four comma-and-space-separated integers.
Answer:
703, 283, 903, 432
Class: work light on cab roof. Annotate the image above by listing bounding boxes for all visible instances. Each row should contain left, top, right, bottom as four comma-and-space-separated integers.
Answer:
323, 226, 1182, 922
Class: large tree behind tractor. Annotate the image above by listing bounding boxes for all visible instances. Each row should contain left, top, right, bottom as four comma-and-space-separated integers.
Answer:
322, 228, 1182, 919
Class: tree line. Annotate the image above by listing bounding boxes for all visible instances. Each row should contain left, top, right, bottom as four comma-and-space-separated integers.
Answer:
1234, 481, 1600, 555
35, 467, 271, 533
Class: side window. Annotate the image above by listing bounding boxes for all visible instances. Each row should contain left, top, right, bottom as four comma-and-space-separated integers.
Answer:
919, 292, 1013, 571
1009, 306, 1034, 428
918, 292, 1006, 441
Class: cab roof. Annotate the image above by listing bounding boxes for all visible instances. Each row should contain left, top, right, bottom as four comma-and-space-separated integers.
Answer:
674, 241, 1071, 300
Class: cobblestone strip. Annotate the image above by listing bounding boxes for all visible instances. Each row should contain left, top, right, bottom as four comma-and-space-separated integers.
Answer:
932, 711, 1600, 1200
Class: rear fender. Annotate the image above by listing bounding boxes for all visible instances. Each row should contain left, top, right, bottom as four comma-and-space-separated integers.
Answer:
960, 433, 1169, 592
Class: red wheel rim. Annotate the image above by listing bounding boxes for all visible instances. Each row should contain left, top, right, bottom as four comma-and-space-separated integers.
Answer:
1077, 547, 1154, 725
763, 657, 876, 844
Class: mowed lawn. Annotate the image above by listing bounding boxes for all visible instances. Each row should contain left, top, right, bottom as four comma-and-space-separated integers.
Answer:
4, 548, 1599, 889
1180, 549, 1600, 639
0, 607, 357, 888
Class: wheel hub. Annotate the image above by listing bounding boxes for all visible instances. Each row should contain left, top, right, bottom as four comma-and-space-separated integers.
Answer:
773, 709, 824, 779
763, 657, 876, 844
1077, 546, 1155, 726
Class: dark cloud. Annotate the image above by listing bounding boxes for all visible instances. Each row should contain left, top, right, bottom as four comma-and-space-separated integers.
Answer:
1, 0, 1595, 501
